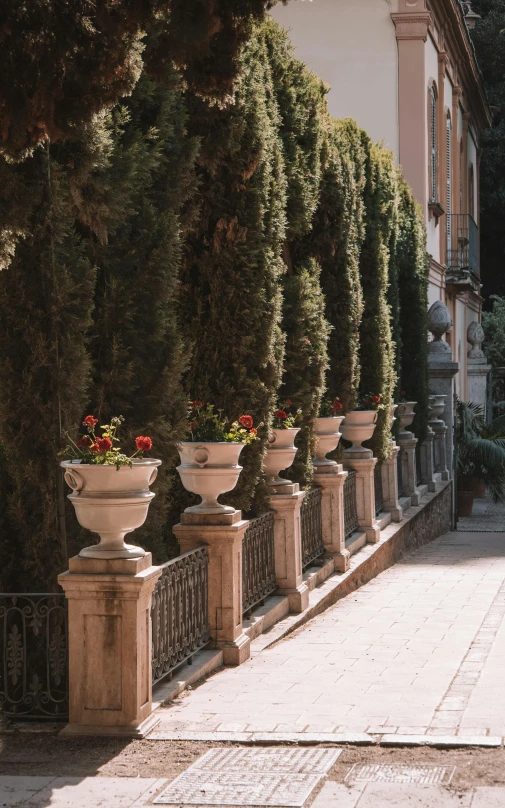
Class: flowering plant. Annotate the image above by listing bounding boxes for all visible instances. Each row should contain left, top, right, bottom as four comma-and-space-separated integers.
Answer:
272, 399, 302, 429
185, 402, 260, 445
60, 415, 153, 469
318, 397, 344, 417
397, 390, 409, 403
354, 393, 384, 412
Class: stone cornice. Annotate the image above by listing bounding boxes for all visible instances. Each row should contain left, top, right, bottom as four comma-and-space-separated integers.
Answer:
391, 11, 432, 41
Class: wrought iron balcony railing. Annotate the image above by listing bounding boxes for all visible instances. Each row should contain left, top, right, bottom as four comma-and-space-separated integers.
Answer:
446, 214, 480, 292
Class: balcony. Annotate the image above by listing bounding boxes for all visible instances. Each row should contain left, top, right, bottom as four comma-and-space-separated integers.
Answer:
446, 214, 480, 293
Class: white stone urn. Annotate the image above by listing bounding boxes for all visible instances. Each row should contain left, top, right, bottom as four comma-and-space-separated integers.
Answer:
397, 401, 417, 433
429, 394, 446, 421
177, 442, 245, 514
313, 416, 345, 468
264, 428, 300, 486
389, 404, 398, 431
61, 459, 161, 560
340, 410, 378, 453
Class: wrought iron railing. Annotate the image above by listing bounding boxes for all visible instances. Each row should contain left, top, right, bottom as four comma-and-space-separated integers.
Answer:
344, 470, 359, 538
0, 594, 68, 721
151, 547, 210, 685
397, 451, 404, 497
300, 486, 325, 570
446, 214, 479, 289
242, 511, 277, 615
374, 462, 384, 515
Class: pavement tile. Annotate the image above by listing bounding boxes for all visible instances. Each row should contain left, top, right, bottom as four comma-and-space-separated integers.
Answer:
472, 787, 505, 807
381, 734, 502, 748
24, 777, 162, 807
353, 783, 473, 807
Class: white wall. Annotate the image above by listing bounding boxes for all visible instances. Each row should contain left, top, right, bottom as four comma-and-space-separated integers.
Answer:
270, 0, 399, 156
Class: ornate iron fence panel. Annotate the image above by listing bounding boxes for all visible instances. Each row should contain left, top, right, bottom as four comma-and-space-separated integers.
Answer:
0, 594, 68, 721
397, 451, 404, 497
374, 462, 384, 515
344, 470, 359, 538
242, 511, 277, 615
300, 487, 325, 570
151, 547, 210, 685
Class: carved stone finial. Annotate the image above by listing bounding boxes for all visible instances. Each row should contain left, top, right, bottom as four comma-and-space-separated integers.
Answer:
467, 321, 486, 361
428, 301, 453, 360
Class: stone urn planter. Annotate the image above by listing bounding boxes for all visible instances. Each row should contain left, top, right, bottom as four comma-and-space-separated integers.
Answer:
177, 442, 245, 514
61, 458, 161, 559
340, 410, 378, 454
457, 487, 475, 518
313, 416, 345, 468
429, 394, 446, 421
389, 404, 398, 431
397, 401, 417, 434
264, 428, 300, 486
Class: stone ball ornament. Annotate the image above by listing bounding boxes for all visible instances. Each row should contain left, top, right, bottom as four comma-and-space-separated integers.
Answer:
467, 321, 486, 360
427, 301, 453, 359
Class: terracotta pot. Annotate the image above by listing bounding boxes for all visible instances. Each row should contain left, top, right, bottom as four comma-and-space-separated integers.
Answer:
457, 489, 475, 518
264, 427, 300, 486
397, 401, 417, 432
429, 394, 446, 420
177, 442, 244, 514
61, 459, 161, 559
471, 477, 487, 498
313, 416, 345, 468
340, 410, 378, 453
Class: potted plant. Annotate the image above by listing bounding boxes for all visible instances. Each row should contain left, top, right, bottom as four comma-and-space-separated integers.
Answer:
456, 399, 505, 517
340, 393, 382, 453
396, 391, 417, 434
429, 393, 447, 421
60, 415, 159, 559
313, 397, 345, 468
177, 401, 259, 514
264, 399, 301, 486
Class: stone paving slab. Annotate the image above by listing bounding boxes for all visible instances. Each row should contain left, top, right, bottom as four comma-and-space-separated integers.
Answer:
312, 782, 476, 807
0, 777, 166, 807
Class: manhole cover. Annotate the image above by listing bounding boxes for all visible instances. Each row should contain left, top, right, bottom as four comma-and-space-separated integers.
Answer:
154, 748, 341, 806
345, 764, 455, 785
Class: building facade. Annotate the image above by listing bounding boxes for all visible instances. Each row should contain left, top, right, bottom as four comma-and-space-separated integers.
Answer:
271, 0, 491, 399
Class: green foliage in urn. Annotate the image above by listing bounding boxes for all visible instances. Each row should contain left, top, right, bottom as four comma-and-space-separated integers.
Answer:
0, 146, 96, 591
358, 142, 397, 461
178, 29, 287, 517
263, 20, 330, 487
394, 175, 429, 443
85, 73, 199, 563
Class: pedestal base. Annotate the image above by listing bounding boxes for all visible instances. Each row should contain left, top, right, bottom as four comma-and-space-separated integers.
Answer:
60, 712, 160, 739
219, 633, 252, 666
278, 584, 310, 614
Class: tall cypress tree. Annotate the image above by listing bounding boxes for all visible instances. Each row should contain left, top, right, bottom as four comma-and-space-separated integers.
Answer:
0, 145, 96, 591
263, 19, 330, 486
177, 28, 287, 517
358, 142, 398, 460
83, 72, 199, 562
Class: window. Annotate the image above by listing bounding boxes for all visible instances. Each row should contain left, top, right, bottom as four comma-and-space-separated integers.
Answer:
469, 164, 475, 219
429, 85, 437, 202
446, 115, 452, 250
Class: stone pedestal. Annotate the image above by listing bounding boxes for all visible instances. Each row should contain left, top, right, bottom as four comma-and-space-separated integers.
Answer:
270, 485, 309, 613
58, 554, 161, 738
343, 449, 380, 543
431, 418, 449, 480
419, 427, 436, 492
427, 301, 459, 480
468, 361, 491, 417
397, 431, 421, 506
173, 510, 251, 665
313, 465, 350, 572
381, 441, 403, 522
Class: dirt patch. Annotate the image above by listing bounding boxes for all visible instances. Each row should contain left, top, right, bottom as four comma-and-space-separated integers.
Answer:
1, 733, 505, 791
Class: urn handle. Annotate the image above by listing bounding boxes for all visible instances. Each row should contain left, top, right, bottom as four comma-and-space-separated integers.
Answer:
192, 446, 210, 468
64, 470, 83, 491
148, 468, 158, 486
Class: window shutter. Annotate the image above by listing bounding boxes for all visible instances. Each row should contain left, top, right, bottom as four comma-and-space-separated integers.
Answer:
430, 88, 437, 202
446, 117, 452, 250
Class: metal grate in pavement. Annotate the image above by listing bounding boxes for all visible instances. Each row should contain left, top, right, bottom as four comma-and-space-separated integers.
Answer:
345, 764, 455, 785
154, 748, 341, 806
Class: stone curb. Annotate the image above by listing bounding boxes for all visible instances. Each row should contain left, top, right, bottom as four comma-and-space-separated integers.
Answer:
146, 729, 502, 748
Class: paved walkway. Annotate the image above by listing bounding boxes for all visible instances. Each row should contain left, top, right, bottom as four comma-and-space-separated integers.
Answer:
155, 530, 505, 740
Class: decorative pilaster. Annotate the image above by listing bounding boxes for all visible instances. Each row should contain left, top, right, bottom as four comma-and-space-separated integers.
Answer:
432, 418, 450, 480
428, 301, 459, 479
58, 554, 161, 737
467, 322, 491, 419
313, 465, 350, 572
398, 431, 421, 506
173, 510, 251, 666
381, 441, 403, 522
343, 449, 380, 544
269, 485, 309, 613
419, 427, 436, 492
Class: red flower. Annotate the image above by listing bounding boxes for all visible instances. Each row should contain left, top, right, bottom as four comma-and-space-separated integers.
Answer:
77, 436, 93, 448
239, 415, 254, 429
274, 409, 287, 420
191, 400, 203, 410
250, 427, 258, 436
285, 399, 292, 406
373, 395, 381, 403
400, 391, 406, 398
332, 400, 343, 411
95, 437, 112, 452
82, 415, 98, 428
135, 436, 153, 452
